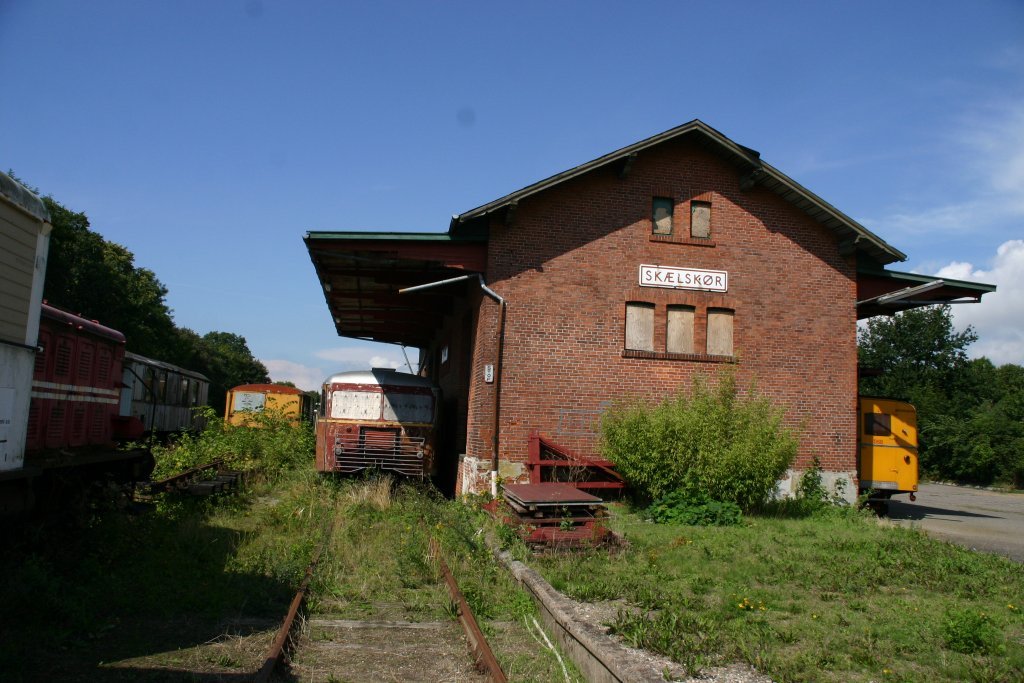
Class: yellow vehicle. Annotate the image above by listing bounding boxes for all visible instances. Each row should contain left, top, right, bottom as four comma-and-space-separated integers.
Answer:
858, 396, 918, 512
225, 384, 311, 426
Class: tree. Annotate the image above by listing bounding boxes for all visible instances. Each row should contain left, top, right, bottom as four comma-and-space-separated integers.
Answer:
33, 188, 270, 414
858, 305, 977, 401
41, 195, 179, 360
858, 306, 1023, 486
194, 332, 270, 414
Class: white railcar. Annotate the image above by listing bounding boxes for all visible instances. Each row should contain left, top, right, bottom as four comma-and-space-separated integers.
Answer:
120, 352, 210, 434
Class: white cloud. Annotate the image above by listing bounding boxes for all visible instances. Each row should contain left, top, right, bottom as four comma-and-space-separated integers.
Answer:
934, 239, 1024, 366
314, 344, 411, 371
369, 355, 402, 370
262, 359, 324, 392
262, 346, 411, 391
866, 101, 1024, 238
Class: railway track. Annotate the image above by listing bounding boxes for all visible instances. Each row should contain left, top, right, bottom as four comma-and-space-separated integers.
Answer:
144, 459, 244, 497
256, 527, 508, 683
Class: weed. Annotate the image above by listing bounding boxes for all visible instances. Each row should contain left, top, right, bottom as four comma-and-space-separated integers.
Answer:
646, 491, 742, 526
943, 608, 1004, 655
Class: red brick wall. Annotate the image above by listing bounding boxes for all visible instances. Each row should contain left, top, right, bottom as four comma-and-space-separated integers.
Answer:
464, 137, 858, 482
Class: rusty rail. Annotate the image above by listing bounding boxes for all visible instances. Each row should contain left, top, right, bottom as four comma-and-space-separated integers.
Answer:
148, 459, 222, 493
429, 536, 508, 683
254, 520, 334, 683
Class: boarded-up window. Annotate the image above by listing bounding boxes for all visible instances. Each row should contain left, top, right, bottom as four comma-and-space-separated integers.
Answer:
691, 201, 711, 239
330, 390, 381, 420
666, 305, 695, 354
707, 308, 734, 356
625, 302, 655, 351
652, 197, 673, 235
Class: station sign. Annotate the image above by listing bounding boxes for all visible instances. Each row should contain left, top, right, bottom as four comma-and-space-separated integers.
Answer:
639, 264, 728, 292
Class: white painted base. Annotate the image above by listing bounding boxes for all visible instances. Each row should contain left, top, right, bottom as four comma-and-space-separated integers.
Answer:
776, 468, 858, 505
0, 345, 35, 472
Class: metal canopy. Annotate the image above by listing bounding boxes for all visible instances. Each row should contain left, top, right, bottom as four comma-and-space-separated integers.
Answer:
304, 232, 487, 347
856, 268, 996, 319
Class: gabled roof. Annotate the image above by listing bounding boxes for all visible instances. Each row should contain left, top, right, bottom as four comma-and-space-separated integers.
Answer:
451, 119, 907, 266
307, 120, 995, 345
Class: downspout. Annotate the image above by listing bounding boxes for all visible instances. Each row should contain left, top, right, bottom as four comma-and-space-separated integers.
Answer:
399, 273, 507, 497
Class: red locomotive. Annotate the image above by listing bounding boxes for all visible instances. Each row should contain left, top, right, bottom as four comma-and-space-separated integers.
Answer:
27, 304, 126, 452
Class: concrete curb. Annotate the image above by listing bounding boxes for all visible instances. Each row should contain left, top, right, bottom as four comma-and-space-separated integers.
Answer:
493, 547, 665, 683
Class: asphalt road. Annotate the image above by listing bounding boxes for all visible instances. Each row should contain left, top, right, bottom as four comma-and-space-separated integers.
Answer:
887, 483, 1024, 563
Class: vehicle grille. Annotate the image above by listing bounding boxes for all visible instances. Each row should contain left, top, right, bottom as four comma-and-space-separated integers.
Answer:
333, 430, 426, 477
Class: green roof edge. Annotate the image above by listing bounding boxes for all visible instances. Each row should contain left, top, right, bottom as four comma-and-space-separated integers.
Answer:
857, 266, 997, 293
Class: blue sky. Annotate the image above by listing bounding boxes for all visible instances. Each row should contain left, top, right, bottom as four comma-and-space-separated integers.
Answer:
2, 0, 1022, 389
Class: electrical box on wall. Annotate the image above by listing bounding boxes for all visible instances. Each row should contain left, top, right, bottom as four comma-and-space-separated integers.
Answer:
484, 364, 494, 383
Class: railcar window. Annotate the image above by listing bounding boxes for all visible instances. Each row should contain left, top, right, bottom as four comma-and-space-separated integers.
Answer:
180, 378, 190, 406
143, 367, 156, 401
157, 371, 168, 402
330, 390, 381, 420
865, 412, 891, 437
233, 392, 265, 412
382, 391, 434, 423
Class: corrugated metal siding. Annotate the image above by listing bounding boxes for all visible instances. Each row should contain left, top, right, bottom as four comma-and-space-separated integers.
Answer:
0, 201, 40, 345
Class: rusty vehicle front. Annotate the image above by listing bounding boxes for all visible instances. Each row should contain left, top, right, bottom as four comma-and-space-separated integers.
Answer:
315, 369, 438, 478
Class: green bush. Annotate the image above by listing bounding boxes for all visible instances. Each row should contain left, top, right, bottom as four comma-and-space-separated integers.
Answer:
151, 406, 314, 479
645, 491, 742, 526
600, 372, 797, 510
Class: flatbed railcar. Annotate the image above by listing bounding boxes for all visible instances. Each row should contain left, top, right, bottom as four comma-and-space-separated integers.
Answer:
315, 369, 439, 477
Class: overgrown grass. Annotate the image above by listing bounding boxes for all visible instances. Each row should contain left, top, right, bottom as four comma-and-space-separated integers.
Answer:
1, 433, 577, 682
531, 503, 1024, 682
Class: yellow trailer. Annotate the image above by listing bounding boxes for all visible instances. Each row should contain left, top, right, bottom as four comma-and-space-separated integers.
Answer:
858, 396, 918, 512
225, 383, 310, 426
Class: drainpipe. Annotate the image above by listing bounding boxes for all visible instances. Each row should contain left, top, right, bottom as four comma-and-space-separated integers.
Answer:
399, 274, 507, 497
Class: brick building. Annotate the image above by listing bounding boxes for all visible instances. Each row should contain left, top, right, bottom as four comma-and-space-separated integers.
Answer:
305, 120, 994, 499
